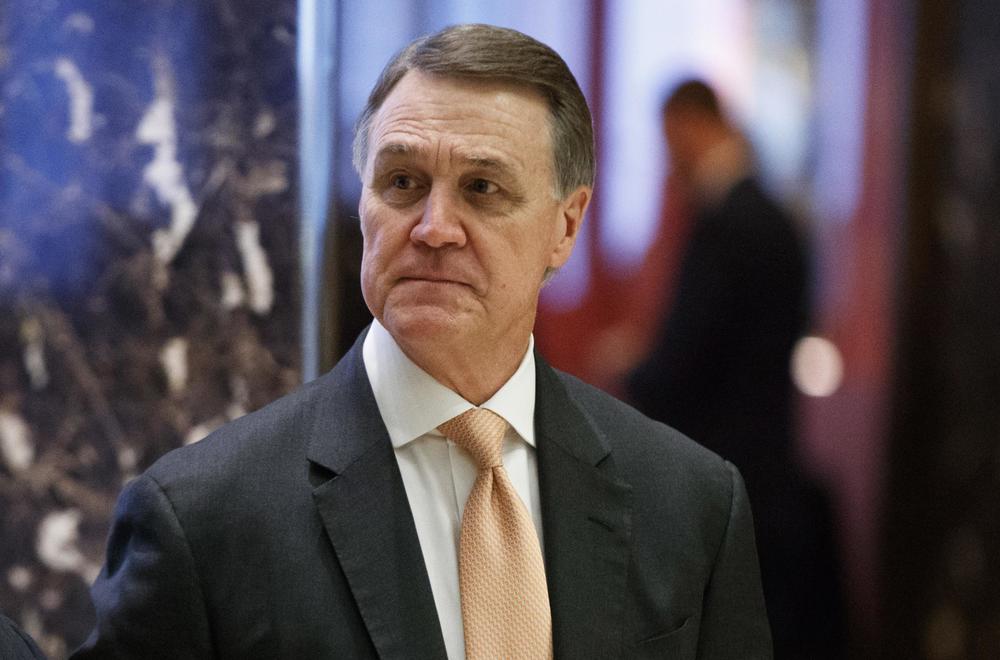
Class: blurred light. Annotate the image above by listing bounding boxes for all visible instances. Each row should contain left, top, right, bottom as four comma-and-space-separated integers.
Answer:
791, 335, 844, 397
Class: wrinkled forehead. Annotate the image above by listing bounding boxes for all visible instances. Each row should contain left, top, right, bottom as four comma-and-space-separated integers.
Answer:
376, 70, 551, 129
365, 71, 555, 176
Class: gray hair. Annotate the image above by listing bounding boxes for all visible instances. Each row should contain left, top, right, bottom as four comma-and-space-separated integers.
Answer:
352, 23, 595, 199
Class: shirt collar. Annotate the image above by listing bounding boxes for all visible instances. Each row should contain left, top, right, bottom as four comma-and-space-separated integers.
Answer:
362, 320, 537, 449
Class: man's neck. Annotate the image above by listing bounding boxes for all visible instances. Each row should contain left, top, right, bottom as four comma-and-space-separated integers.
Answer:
392, 331, 531, 406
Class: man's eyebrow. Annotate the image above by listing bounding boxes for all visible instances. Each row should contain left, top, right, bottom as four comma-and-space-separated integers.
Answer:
370, 144, 520, 177
458, 153, 529, 182
371, 142, 416, 168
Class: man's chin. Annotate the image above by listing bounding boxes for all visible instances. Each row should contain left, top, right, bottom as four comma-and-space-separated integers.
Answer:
382, 305, 473, 345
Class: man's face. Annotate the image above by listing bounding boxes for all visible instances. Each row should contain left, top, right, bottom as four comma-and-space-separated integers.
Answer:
664, 108, 698, 181
358, 71, 588, 364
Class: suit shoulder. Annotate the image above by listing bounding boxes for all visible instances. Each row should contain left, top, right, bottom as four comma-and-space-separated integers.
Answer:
144, 369, 339, 489
553, 369, 740, 548
554, 369, 730, 478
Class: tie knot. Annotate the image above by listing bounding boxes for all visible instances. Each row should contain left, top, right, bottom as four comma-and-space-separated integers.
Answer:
438, 408, 508, 469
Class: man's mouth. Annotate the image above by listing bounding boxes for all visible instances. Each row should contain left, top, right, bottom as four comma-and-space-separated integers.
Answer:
400, 276, 469, 287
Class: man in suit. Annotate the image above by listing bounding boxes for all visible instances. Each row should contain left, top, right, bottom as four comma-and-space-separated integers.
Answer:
74, 26, 771, 659
627, 79, 810, 483
626, 80, 844, 657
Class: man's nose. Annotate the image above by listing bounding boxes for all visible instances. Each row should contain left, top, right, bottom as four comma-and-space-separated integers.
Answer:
410, 187, 466, 248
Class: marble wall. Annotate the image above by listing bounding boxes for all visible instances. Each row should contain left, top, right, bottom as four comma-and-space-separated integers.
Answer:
0, 1, 300, 656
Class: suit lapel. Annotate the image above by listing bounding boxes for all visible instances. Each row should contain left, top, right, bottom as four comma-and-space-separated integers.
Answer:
307, 336, 447, 660
535, 356, 633, 659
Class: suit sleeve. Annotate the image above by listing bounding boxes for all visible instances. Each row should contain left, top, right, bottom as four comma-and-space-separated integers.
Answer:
71, 474, 213, 660
697, 463, 773, 659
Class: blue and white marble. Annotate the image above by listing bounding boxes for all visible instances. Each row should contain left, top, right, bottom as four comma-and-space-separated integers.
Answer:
0, 1, 300, 656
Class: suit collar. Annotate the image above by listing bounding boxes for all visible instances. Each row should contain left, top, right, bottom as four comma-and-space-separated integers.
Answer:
535, 354, 634, 659
305, 330, 382, 474
307, 332, 448, 660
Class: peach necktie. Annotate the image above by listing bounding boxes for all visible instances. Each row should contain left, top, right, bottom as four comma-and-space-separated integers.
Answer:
438, 408, 553, 659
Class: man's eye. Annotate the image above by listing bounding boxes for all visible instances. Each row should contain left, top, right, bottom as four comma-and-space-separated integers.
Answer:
391, 174, 414, 189
468, 178, 499, 194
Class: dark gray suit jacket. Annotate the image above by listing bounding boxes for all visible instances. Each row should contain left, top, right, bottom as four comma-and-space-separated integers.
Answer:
73, 334, 771, 659
1, 614, 47, 660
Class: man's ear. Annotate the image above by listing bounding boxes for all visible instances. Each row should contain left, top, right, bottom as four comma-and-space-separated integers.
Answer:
548, 185, 592, 270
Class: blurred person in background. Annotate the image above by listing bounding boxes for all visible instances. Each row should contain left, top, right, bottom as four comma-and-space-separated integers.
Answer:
626, 79, 845, 658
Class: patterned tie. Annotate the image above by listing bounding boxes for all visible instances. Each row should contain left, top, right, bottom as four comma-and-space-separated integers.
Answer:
438, 408, 553, 659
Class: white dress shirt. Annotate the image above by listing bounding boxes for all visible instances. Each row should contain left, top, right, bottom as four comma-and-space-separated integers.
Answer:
362, 320, 544, 660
